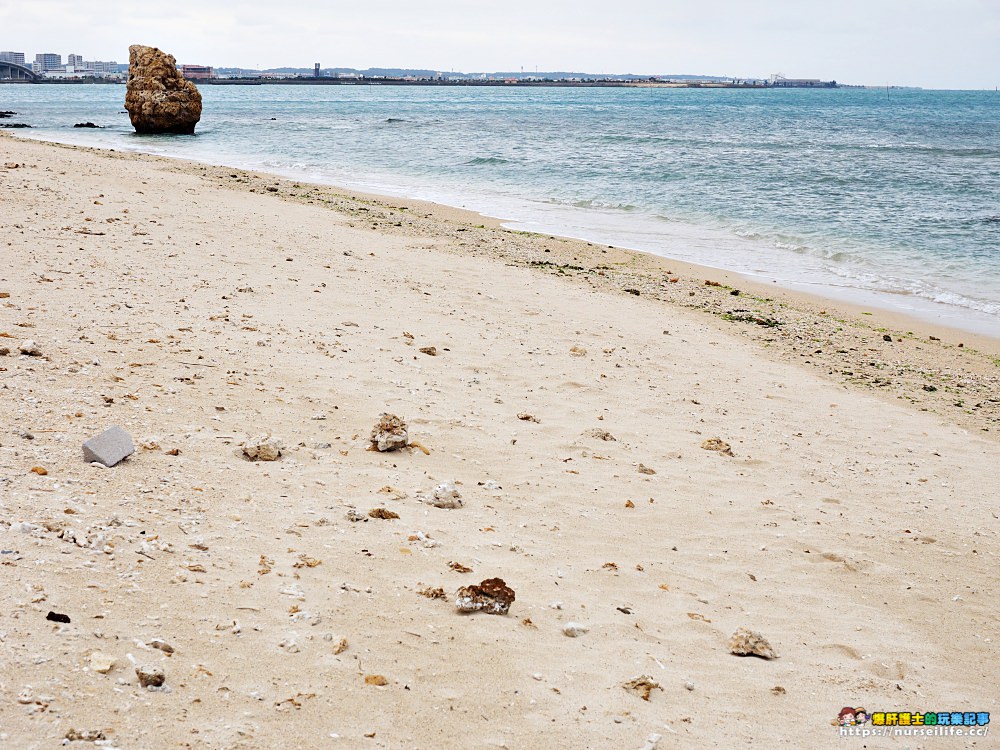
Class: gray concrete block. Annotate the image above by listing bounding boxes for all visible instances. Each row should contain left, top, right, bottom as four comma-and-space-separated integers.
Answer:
82, 426, 135, 467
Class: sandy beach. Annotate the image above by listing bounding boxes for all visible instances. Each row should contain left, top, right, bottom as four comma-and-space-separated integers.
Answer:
1, 133, 998, 748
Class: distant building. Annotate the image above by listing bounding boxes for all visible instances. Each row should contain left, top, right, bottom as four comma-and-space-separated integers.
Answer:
768, 73, 836, 88
67, 53, 84, 68
180, 64, 215, 80
35, 53, 62, 71
0, 51, 26, 65
86, 60, 119, 74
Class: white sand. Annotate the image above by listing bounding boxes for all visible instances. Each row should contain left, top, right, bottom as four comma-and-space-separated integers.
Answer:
1, 136, 997, 748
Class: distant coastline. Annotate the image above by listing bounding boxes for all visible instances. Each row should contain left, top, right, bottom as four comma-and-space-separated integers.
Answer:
194, 77, 840, 88
4, 76, 844, 89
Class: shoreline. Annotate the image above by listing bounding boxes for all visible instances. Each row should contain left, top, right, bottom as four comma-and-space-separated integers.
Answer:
1, 132, 998, 747
13, 124, 1000, 341
6, 132, 998, 439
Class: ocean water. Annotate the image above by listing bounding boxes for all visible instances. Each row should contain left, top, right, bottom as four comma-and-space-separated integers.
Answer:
4, 83, 999, 335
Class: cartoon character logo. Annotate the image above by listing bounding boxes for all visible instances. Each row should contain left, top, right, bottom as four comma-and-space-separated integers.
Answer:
855, 709, 869, 725
839, 707, 857, 726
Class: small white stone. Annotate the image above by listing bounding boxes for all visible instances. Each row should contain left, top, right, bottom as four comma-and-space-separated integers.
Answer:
19, 340, 41, 356
90, 652, 116, 674
426, 482, 463, 509
562, 622, 589, 637
242, 435, 281, 461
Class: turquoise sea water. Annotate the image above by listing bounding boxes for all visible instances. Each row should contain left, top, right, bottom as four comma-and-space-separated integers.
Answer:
4, 84, 999, 334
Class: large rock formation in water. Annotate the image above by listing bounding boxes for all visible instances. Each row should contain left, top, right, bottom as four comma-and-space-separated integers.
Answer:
124, 45, 202, 135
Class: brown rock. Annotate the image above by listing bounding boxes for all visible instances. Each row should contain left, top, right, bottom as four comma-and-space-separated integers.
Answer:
701, 437, 733, 456
135, 664, 166, 688
125, 45, 202, 135
622, 675, 662, 701
65, 730, 106, 742
369, 413, 408, 452
455, 577, 515, 615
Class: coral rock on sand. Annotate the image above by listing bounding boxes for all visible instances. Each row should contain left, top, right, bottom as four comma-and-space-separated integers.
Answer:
242, 435, 281, 461
622, 674, 662, 701
701, 437, 734, 456
370, 413, 408, 452
587, 428, 616, 441
19, 339, 41, 356
729, 627, 778, 659
455, 578, 515, 615
89, 652, 116, 674
135, 664, 165, 688
426, 481, 463, 509
125, 45, 202, 135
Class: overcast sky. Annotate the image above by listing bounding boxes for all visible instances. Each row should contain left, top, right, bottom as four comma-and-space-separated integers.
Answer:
3, 0, 999, 88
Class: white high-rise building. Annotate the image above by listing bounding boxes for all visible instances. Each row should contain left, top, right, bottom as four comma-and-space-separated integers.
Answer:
34, 53, 62, 71
86, 60, 119, 75
67, 53, 84, 68
0, 51, 26, 65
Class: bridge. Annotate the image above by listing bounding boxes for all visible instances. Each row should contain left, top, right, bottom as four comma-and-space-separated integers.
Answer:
0, 61, 39, 81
